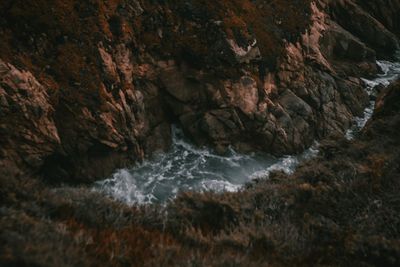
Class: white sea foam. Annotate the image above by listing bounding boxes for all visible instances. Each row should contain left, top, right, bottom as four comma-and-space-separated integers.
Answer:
346, 56, 400, 139
96, 55, 400, 206
250, 141, 319, 180
94, 126, 320, 205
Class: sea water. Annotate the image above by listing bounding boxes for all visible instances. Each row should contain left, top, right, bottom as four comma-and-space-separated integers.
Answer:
96, 56, 400, 205
95, 127, 318, 205
346, 56, 400, 139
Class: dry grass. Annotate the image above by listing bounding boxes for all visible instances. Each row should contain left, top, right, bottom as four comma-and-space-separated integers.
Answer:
1, 1, 399, 266
2, 81, 400, 266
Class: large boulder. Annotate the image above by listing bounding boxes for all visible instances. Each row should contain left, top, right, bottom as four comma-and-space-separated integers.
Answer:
0, 60, 60, 178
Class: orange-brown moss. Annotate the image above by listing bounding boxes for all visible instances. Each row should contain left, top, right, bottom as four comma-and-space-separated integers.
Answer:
186, 0, 311, 67
1, 80, 400, 266
2, 2, 399, 266
63, 219, 181, 267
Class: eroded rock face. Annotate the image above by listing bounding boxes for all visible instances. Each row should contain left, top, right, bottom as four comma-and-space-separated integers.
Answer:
355, 0, 400, 37
0, 0, 398, 182
0, 60, 60, 178
40, 43, 173, 183
331, 0, 399, 58
160, 1, 374, 154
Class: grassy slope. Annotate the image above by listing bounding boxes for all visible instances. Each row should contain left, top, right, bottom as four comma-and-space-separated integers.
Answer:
1, 0, 399, 266
1, 81, 399, 266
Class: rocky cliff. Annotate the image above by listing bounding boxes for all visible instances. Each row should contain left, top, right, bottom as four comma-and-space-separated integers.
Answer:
0, 0, 399, 183
1, 1, 400, 266
1, 67, 399, 267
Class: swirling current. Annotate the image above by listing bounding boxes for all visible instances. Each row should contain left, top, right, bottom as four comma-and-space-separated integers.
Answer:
95, 56, 400, 205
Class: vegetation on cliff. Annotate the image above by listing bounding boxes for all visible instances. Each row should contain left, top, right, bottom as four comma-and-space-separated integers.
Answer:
0, 0, 314, 182
1, 1, 400, 266
1, 79, 400, 266
3, 0, 397, 182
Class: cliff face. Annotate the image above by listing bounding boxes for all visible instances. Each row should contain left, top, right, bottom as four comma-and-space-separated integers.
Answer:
1, 73, 399, 267
157, 78, 400, 266
1, 1, 400, 266
0, 0, 399, 182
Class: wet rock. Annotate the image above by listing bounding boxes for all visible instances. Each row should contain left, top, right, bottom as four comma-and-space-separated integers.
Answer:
201, 112, 228, 142
370, 83, 386, 100
144, 122, 172, 155
0, 0, 398, 182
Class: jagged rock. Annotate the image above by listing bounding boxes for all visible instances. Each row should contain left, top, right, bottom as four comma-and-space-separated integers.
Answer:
0, 0, 398, 181
1, 1, 400, 266
331, 0, 399, 57
160, 65, 200, 103
227, 39, 262, 63
355, 0, 400, 36
321, 21, 376, 62
0, 59, 60, 178
279, 89, 313, 118
224, 76, 259, 116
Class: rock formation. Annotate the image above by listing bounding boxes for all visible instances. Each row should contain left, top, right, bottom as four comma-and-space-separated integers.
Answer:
1, 68, 399, 267
0, 0, 399, 183
1, 1, 400, 266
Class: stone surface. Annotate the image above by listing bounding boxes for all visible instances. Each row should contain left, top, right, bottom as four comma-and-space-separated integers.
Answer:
331, 0, 399, 58
0, 0, 398, 182
0, 60, 60, 178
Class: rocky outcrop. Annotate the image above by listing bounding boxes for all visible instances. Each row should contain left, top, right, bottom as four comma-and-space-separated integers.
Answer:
330, 0, 399, 58
1, 79, 399, 266
1, 1, 400, 265
355, 0, 400, 41
0, 60, 60, 178
155, 1, 374, 154
0, 0, 399, 182
160, 78, 400, 266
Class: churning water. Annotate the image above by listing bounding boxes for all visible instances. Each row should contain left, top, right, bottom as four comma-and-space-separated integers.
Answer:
95, 127, 319, 205
95, 55, 400, 206
346, 56, 400, 139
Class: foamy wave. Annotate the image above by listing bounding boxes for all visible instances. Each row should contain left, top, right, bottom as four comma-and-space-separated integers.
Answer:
96, 56, 399, 205
95, 127, 320, 205
346, 57, 400, 140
